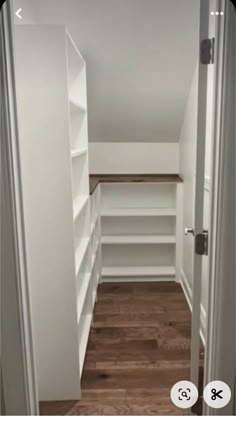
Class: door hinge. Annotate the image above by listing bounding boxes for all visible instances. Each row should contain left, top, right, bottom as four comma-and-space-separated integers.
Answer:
201, 38, 215, 64
195, 231, 208, 256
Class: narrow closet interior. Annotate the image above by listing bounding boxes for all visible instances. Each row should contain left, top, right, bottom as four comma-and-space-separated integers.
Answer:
13, 0, 207, 415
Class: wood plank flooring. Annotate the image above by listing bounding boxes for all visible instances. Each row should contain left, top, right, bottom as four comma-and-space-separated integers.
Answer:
40, 281, 200, 415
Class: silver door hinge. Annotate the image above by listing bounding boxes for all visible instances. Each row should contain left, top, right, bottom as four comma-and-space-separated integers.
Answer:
195, 231, 208, 256
201, 38, 215, 64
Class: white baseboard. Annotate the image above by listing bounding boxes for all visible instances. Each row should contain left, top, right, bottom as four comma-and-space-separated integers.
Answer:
101, 276, 175, 283
180, 270, 206, 346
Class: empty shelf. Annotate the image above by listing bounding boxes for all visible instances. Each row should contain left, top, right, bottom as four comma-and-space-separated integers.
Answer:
102, 235, 176, 244
91, 216, 98, 235
73, 196, 88, 219
77, 272, 91, 324
91, 242, 99, 269
79, 313, 92, 376
75, 237, 90, 275
66, 31, 85, 69
102, 266, 175, 277
101, 208, 176, 217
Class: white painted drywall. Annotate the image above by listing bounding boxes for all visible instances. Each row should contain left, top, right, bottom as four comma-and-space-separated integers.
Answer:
28, 0, 200, 143
89, 142, 179, 174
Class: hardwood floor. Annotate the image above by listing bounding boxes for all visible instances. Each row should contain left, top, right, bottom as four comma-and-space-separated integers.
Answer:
40, 281, 198, 415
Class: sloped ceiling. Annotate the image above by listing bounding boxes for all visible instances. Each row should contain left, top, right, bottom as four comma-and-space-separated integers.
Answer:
34, 0, 200, 142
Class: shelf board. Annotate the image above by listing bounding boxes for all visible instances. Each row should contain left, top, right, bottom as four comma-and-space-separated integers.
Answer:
91, 242, 99, 269
70, 97, 86, 113
75, 237, 90, 275
77, 272, 90, 324
66, 31, 85, 68
91, 215, 99, 235
92, 290, 97, 307
102, 266, 175, 277
79, 313, 92, 376
101, 208, 176, 217
73, 196, 88, 220
71, 148, 87, 158
91, 221, 96, 235
102, 235, 176, 245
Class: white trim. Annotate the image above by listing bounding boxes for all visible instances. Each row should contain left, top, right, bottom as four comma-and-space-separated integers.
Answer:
204, 0, 235, 415
180, 270, 206, 347
1, 1, 39, 414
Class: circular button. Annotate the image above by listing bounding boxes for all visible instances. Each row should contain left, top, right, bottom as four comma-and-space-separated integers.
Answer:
170, 380, 199, 409
203, 380, 231, 409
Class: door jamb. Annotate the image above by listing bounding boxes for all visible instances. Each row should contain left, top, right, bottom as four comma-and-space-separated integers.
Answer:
1, 0, 39, 415
204, 0, 235, 415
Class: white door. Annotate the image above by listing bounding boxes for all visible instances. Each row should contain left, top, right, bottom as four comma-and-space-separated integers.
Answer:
188, 0, 216, 387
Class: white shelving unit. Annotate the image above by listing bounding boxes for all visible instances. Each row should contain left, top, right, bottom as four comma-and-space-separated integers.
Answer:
100, 182, 182, 281
66, 32, 101, 377
14, 25, 101, 402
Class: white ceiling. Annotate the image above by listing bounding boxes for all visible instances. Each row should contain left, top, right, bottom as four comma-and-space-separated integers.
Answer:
33, 0, 200, 142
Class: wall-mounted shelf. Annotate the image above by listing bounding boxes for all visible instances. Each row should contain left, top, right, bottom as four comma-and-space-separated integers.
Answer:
101, 208, 176, 217
102, 235, 176, 244
15, 25, 98, 402
78, 313, 92, 375
77, 272, 91, 323
73, 196, 88, 220
102, 266, 176, 278
67, 29, 102, 381
98, 180, 182, 282
75, 237, 90, 275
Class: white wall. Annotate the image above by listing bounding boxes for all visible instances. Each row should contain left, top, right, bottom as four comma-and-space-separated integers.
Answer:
89, 142, 179, 174
26, 0, 200, 144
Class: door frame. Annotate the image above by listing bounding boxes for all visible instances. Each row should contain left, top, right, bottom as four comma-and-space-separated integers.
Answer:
1, 0, 39, 415
204, 0, 235, 415
190, 0, 211, 388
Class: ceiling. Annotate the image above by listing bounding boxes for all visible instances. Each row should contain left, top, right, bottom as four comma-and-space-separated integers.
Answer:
33, 0, 200, 142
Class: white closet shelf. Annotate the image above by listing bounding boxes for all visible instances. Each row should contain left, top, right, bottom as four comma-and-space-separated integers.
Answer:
91, 242, 99, 268
102, 266, 175, 277
70, 98, 86, 113
73, 195, 88, 220
79, 313, 92, 375
92, 290, 97, 306
102, 235, 176, 244
66, 32, 85, 68
71, 148, 87, 158
101, 208, 176, 217
77, 272, 90, 324
91, 216, 98, 235
75, 237, 90, 275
